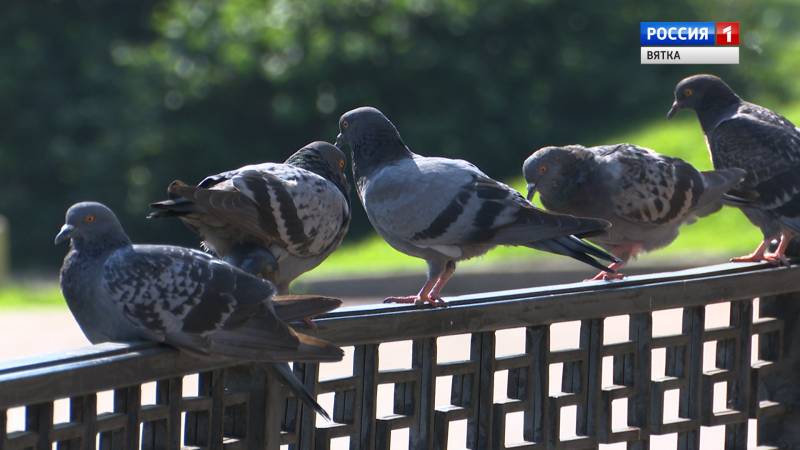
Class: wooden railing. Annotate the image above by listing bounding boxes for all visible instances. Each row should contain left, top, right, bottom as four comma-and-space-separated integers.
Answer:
0, 261, 798, 450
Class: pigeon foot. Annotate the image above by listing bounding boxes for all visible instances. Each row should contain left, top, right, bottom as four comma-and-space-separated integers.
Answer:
730, 254, 765, 263
763, 252, 790, 266
587, 271, 625, 282
383, 295, 447, 307
730, 240, 769, 263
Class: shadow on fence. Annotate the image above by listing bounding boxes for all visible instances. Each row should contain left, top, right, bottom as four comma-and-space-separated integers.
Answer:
0, 261, 798, 449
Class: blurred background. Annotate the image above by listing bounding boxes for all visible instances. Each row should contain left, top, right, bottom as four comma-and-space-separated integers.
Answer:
2, 0, 800, 308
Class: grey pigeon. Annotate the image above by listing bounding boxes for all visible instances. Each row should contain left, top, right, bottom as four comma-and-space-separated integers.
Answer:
523, 143, 746, 279
334, 107, 619, 306
668, 74, 800, 264
56, 202, 343, 419
149, 141, 350, 293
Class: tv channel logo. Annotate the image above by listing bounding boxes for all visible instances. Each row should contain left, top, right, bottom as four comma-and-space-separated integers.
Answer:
640, 22, 740, 64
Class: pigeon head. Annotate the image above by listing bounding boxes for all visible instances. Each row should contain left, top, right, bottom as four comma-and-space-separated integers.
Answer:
667, 74, 740, 120
523, 146, 590, 207
55, 202, 131, 251
285, 141, 350, 197
335, 107, 411, 180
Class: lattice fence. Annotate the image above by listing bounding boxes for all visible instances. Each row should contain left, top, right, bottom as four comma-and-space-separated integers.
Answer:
0, 262, 797, 450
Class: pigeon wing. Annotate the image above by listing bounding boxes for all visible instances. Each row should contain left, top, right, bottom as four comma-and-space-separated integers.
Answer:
231, 168, 350, 256
363, 156, 607, 250
711, 116, 800, 230
102, 245, 299, 355
602, 145, 703, 225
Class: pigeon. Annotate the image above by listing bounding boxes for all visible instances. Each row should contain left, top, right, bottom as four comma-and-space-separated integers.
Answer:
149, 141, 350, 293
334, 107, 619, 306
667, 74, 800, 264
523, 143, 746, 280
56, 202, 343, 419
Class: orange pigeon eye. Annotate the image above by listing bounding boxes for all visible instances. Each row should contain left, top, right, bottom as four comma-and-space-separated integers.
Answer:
84, 215, 96, 224
684, 88, 693, 97
538, 165, 548, 175
338, 159, 345, 170
341, 120, 349, 129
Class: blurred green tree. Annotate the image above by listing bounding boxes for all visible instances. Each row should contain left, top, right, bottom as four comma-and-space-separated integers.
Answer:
1, 0, 798, 271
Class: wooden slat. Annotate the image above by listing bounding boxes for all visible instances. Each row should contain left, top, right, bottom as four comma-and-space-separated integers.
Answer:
526, 326, 549, 446
25, 401, 53, 450
313, 263, 800, 345
625, 313, 652, 450
578, 319, 602, 439
410, 338, 435, 450
297, 362, 320, 449
677, 306, 704, 450
376, 368, 417, 384
0, 408, 7, 450
357, 344, 379, 450
473, 331, 495, 449
0, 343, 229, 410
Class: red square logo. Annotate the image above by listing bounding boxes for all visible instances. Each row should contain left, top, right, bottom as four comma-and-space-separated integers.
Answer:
716, 22, 740, 45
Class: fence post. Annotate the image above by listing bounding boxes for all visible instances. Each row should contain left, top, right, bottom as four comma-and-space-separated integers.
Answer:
756, 242, 800, 447
758, 291, 800, 448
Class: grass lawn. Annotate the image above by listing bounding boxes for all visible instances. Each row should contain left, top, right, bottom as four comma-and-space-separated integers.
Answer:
3, 102, 797, 307
0, 282, 64, 309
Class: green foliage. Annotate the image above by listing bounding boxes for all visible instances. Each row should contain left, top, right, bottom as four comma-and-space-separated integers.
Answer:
2, 0, 800, 273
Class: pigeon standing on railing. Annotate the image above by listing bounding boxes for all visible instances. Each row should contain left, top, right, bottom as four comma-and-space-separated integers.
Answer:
523, 143, 746, 280
56, 202, 342, 419
667, 74, 800, 264
334, 106, 620, 306
149, 141, 351, 293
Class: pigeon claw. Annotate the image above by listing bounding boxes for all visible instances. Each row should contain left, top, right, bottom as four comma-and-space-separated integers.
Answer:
383, 295, 422, 304
383, 295, 448, 307
730, 254, 765, 263
586, 271, 625, 282
763, 252, 790, 267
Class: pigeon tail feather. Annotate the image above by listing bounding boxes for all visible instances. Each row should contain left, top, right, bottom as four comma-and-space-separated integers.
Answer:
492, 212, 610, 245
273, 295, 342, 322
527, 235, 620, 272
149, 181, 199, 218
267, 363, 331, 421
148, 198, 195, 218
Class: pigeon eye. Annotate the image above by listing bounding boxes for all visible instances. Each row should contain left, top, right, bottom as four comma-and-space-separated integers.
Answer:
684, 88, 693, 97
538, 165, 548, 175
341, 120, 349, 129
84, 215, 96, 224
338, 159, 345, 170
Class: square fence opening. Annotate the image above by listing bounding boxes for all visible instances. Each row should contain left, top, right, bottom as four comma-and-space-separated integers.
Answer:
436, 334, 471, 363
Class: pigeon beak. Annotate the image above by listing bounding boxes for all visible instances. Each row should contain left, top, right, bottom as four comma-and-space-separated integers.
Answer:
666, 101, 680, 119
334, 133, 344, 149
54, 224, 75, 245
526, 183, 536, 202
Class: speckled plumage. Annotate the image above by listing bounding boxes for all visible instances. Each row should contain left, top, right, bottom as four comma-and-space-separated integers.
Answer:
150, 142, 350, 292
523, 144, 745, 266
335, 107, 618, 304
668, 74, 800, 263
57, 202, 342, 418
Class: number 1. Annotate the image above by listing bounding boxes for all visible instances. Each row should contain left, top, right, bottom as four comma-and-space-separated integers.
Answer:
723, 25, 732, 43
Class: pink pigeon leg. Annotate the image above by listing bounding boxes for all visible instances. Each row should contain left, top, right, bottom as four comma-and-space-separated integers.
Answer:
383, 276, 438, 305
426, 262, 457, 306
587, 243, 640, 281
589, 261, 627, 281
730, 239, 770, 263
